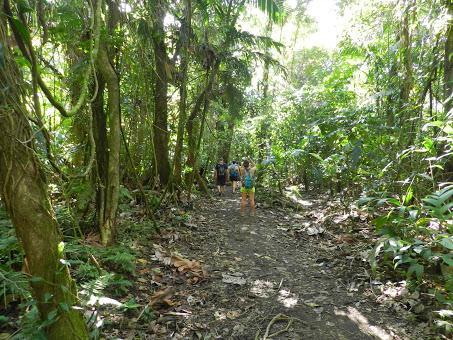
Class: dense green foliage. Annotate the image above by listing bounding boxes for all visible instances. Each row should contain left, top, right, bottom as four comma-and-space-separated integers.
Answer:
0, 0, 451, 337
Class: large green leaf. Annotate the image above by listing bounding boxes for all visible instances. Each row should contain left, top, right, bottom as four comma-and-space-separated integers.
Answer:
407, 263, 424, 280
11, 17, 30, 43
249, 0, 285, 23
439, 237, 453, 250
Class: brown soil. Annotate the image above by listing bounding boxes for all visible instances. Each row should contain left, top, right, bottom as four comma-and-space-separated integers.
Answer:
114, 190, 426, 339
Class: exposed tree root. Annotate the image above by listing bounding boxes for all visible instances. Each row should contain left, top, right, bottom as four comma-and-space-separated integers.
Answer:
256, 313, 297, 340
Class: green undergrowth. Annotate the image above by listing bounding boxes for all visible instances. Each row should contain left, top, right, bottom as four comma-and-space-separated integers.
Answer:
360, 185, 453, 334
0, 203, 158, 339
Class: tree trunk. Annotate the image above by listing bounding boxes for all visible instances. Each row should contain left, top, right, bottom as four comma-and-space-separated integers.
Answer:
398, 0, 415, 135
184, 61, 220, 190
399, 2, 414, 108
0, 12, 88, 339
185, 116, 201, 193
95, 42, 121, 246
91, 73, 109, 234
173, 0, 192, 187
152, 0, 171, 186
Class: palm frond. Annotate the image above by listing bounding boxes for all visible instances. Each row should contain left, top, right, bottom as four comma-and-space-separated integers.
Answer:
232, 29, 284, 53
249, 0, 285, 23
244, 50, 287, 76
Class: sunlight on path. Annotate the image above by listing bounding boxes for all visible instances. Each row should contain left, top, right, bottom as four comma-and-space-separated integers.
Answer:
335, 307, 395, 340
186, 191, 415, 339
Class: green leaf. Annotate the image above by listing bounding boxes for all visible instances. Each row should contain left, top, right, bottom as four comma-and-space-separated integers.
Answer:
387, 198, 401, 206
422, 197, 441, 208
58, 241, 65, 255
439, 237, 453, 250
441, 254, 453, 266
309, 152, 324, 162
440, 201, 453, 215
357, 197, 374, 206
47, 309, 58, 321
11, 17, 31, 43
403, 187, 413, 205
59, 302, 70, 312
407, 262, 424, 280
17, 0, 32, 13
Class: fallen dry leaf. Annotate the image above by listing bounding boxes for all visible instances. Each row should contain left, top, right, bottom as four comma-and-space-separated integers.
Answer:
149, 287, 175, 309
153, 244, 207, 283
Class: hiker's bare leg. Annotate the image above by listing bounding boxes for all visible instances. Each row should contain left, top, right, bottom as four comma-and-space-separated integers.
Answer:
241, 192, 247, 216
250, 192, 256, 216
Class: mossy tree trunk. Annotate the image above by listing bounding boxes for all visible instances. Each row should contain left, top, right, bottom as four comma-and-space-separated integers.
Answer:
95, 43, 121, 245
151, 0, 171, 186
185, 61, 220, 192
0, 10, 88, 339
89, 0, 121, 246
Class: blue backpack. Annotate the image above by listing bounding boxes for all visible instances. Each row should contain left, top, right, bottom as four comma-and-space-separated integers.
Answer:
230, 165, 239, 177
243, 169, 254, 189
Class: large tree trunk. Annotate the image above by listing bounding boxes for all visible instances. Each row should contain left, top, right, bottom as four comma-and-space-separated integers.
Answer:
184, 62, 220, 191
0, 12, 88, 339
91, 0, 121, 246
152, 0, 171, 186
95, 42, 121, 246
91, 73, 109, 235
173, 0, 192, 187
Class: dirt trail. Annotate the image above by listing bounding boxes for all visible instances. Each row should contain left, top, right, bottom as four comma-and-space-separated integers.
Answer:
145, 190, 417, 340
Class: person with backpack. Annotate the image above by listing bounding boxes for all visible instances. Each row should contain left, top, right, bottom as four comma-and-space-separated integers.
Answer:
228, 160, 241, 193
240, 159, 256, 216
214, 158, 228, 196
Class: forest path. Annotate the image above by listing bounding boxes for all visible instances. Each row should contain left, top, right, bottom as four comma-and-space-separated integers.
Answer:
139, 190, 418, 339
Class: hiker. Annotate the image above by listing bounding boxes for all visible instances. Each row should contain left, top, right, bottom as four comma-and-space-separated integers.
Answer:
229, 160, 241, 193
214, 158, 228, 196
240, 159, 256, 216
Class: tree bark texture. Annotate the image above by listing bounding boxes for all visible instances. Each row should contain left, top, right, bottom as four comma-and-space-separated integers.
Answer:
0, 11, 88, 339
95, 42, 121, 246
184, 61, 220, 190
152, 0, 171, 186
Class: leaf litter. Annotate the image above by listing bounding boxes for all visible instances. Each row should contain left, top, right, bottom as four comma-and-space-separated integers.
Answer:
102, 192, 428, 339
